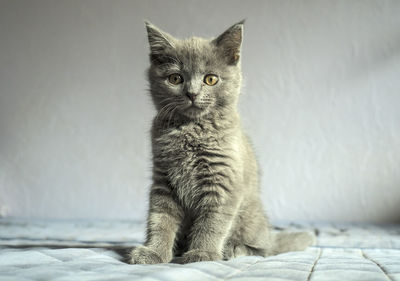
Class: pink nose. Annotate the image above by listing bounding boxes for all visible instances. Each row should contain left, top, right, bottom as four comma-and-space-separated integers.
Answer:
186, 92, 197, 102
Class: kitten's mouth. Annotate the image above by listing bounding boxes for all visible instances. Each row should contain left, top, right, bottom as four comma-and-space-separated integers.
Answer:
180, 102, 208, 118
189, 104, 202, 110
184, 101, 204, 110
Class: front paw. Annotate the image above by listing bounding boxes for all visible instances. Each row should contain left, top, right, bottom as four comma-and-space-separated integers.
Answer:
130, 245, 164, 264
182, 249, 221, 264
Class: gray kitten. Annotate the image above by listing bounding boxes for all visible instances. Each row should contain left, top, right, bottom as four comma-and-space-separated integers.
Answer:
130, 21, 314, 264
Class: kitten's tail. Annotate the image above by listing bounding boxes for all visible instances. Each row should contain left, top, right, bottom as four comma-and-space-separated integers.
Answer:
272, 231, 316, 254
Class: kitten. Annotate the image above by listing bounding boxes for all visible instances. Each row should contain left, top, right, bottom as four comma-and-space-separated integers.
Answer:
130, 21, 314, 264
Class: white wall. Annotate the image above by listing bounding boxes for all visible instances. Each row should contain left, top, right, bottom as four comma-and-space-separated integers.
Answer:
1, 0, 399, 222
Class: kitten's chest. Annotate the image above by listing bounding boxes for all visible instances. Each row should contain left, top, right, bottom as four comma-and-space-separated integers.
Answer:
154, 123, 220, 169
153, 123, 233, 205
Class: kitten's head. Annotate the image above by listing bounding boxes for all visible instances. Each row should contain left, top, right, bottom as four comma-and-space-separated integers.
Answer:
145, 21, 244, 120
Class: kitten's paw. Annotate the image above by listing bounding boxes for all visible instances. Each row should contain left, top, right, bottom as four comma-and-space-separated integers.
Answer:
182, 249, 221, 264
233, 244, 252, 257
129, 245, 164, 264
273, 231, 316, 254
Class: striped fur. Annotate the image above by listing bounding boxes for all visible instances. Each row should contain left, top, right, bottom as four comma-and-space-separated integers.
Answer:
130, 21, 314, 264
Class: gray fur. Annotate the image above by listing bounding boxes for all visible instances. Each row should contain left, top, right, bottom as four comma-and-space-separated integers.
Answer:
130, 21, 314, 264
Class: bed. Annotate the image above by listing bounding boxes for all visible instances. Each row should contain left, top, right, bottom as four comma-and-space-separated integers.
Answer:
1, 218, 399, 281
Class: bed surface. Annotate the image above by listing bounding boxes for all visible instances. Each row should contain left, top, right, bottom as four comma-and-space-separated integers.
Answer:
1, 219, 399, 281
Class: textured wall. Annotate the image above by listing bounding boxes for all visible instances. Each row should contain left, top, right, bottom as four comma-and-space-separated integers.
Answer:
1, 0, 399, 222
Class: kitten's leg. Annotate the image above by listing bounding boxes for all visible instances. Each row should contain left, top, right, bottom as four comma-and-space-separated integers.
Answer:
223, 236, 267, 259
182, 203, 238, 263
231, 198, 315, 257
223, 221, 272, 259
130, 183, 183, 264
223, 200, 275, 259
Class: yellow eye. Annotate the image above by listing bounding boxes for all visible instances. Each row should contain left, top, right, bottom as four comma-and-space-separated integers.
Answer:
204, 74, 219, 86
168, 73, 183, 85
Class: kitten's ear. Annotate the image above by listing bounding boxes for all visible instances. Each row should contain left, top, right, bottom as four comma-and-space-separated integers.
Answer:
144, 21, 175, 58
213, 20, 244, 65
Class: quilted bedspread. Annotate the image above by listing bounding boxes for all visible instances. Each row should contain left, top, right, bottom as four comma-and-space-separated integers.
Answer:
0, 219, 399, 281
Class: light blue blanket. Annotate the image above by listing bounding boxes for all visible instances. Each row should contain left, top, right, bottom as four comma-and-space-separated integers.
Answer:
1, 219, 399, 281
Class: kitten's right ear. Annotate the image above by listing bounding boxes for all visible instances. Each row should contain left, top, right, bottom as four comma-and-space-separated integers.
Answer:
144, 21, 175, 57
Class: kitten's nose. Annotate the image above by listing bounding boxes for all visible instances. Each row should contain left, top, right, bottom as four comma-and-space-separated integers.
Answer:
186, 92, 197, 102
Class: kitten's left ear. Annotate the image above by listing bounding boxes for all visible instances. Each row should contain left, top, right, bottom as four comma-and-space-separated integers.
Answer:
213, 20, 244, 65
